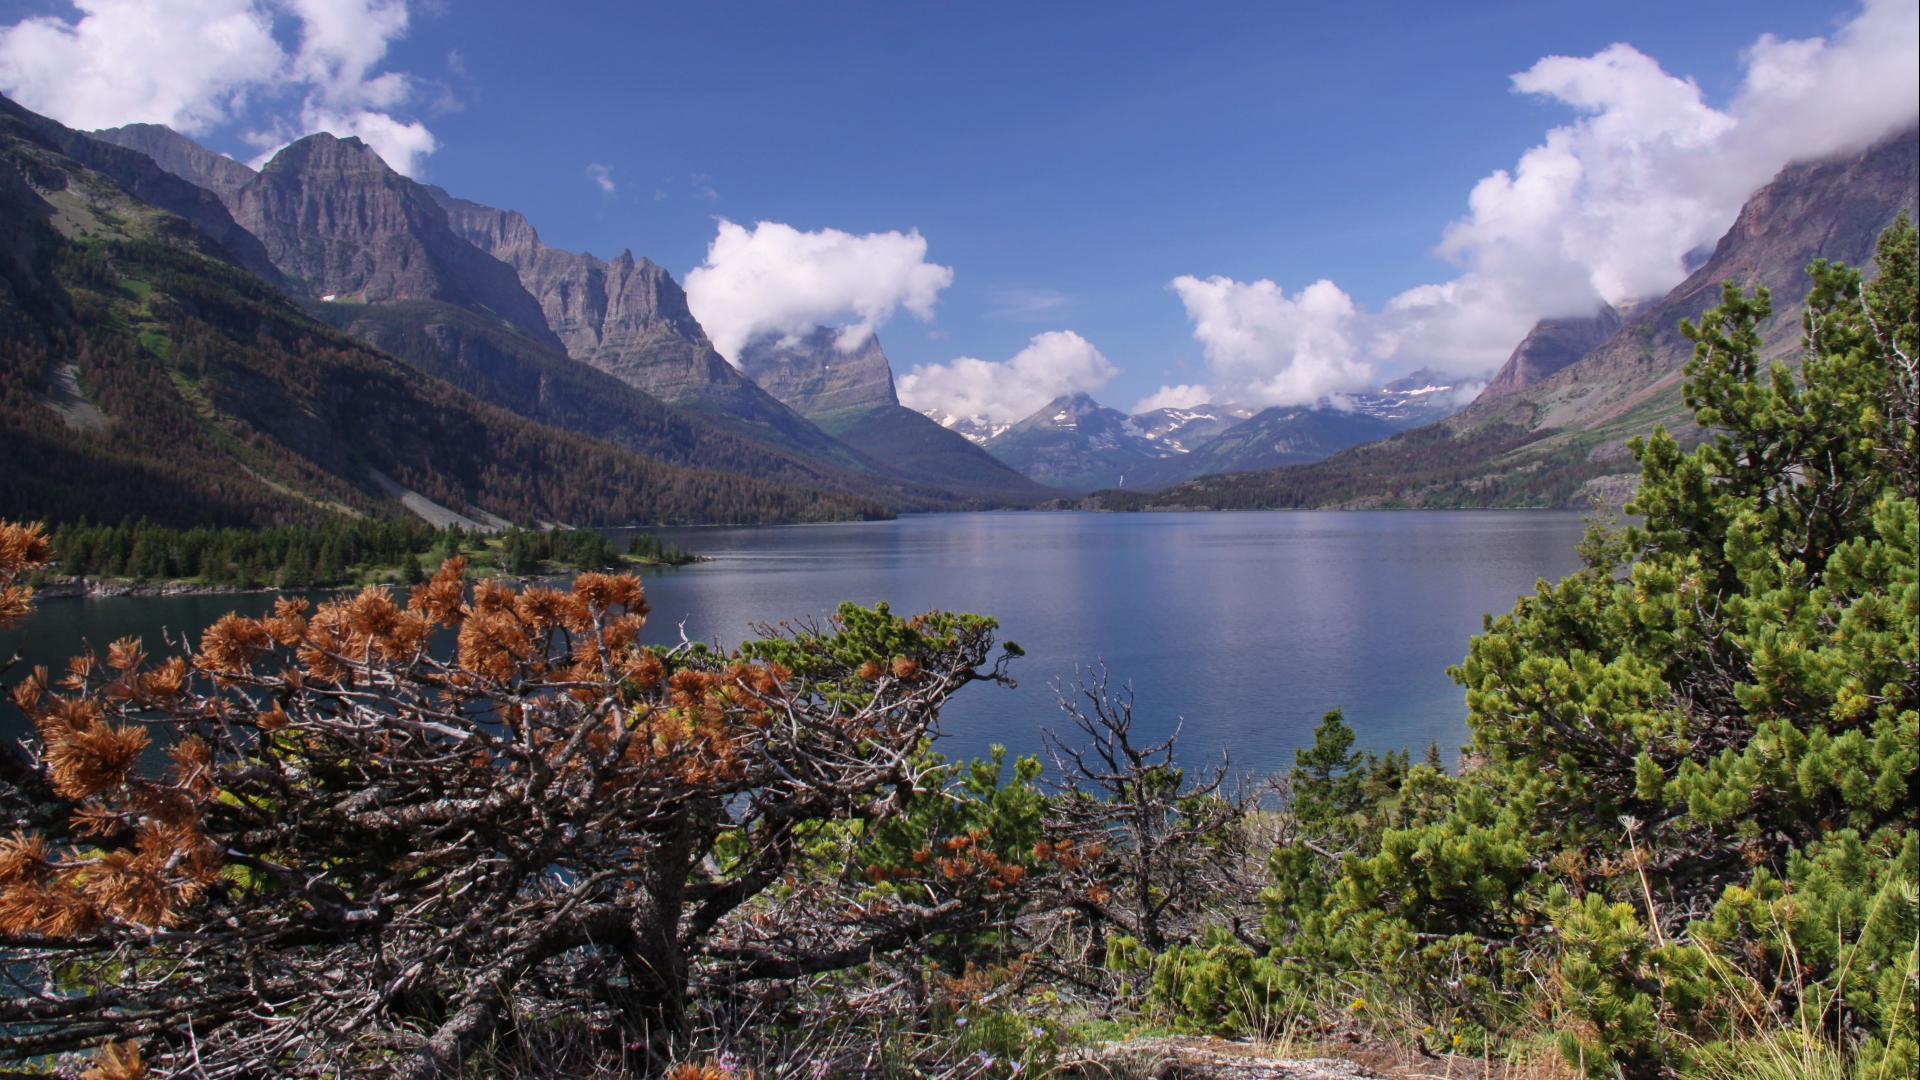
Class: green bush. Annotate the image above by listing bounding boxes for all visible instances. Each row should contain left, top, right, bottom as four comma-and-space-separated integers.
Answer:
1250, 216, 1918, 1078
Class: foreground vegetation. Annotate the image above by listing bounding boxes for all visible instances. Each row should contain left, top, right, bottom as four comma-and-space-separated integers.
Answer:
0, 220, 1910, 1078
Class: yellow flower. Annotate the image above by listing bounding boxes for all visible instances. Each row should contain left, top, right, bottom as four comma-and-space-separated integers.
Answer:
1453, 1034, 1464, 1047
1349, 998, 1365, 1011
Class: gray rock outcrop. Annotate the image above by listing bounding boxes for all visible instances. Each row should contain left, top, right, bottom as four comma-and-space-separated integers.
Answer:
1475, 304, 1623, 402
734, 326, 899, 419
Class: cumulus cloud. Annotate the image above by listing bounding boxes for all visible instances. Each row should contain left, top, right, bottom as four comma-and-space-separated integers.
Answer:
586, 163, 615, 194
1168, 276, 1373, 408
896, 331, 1117, 425
684, 219, 955, 362
1133, 384, 1214, 413
0, 0, 438, 176
1145, 0, 1919, 408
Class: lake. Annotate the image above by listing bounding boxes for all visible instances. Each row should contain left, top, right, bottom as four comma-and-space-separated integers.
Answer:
3, 510, 1588, 777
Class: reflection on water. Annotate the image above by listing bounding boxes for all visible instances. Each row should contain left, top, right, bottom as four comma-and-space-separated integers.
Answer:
4, 511, 1587, 777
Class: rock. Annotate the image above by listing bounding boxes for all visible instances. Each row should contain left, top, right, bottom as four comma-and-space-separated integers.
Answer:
1060, 1038, 1385, 1080
228, 134, 560, 347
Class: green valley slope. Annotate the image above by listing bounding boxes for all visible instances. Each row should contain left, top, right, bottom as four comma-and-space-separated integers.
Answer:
0, 97, 887, 529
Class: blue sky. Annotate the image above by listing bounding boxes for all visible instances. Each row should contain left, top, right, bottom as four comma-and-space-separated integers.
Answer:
2, 1, 1912, 418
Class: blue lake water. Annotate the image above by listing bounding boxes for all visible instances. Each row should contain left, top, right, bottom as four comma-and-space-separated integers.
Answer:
3, 510, 1588, 777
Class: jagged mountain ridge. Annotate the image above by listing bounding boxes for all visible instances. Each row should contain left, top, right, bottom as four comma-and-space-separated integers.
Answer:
970, 370, 1468, 492
982, 393, 1176, 490
97, 125, 560, 344
298, 298, 1031, 512
736, 326, 1059, 503
0, 96, 888, 527
1126, 404, 1256, 452
424, 186, 874, 470
1101, 128, 1920, 511
91, 122, 257, 203
1476, 306, 1625, 401
88, 122, 1034, 507
736, 326, 900, 418
17, 105, 283, 287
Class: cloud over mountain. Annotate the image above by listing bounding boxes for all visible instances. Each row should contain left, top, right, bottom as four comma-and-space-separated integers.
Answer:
0, 0, 437, 176
684, 219, 954, 363
1148, 0, 1919, 409
895, 330, 1117, 425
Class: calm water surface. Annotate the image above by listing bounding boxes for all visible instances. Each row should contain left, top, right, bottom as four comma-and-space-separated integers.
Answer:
3, 511, 1587, 775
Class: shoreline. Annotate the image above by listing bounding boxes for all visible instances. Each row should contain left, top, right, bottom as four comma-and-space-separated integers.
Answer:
25, 561, 711, 600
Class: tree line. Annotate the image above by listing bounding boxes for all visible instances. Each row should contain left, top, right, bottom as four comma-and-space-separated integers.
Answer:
45, 517, 696, 587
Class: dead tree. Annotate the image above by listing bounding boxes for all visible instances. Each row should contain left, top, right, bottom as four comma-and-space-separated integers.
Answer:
1036, 669, 1260, 989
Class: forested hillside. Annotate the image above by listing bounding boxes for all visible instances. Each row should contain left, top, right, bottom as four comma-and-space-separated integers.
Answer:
0, 97, 888, 528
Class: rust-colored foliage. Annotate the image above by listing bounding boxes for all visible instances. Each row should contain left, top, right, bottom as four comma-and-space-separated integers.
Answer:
0, 518, 1011, 1076
665, 1062, 739, 1080
0, 520, 49, 627
80, 1040, 147, 1080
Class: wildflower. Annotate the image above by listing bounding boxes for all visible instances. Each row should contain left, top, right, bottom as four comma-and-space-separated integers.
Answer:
954, 1016, 967, 1026
1349, 997, 1365, 1011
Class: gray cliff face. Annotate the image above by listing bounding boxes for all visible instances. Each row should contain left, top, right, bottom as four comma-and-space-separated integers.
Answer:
1475, 305, 1624, 403
735, 326, 899, 419
429, 186, 736, 401
226, 134, 558, 346
1461, 126, 1919, 437
90, 122, 258, 204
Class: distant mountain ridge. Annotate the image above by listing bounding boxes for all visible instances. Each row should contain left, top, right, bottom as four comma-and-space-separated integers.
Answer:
736, 326, 1061, 503
736, 326, 900, 418
1476, 306, 1625, 401
1100, 127, 1920, 512
961, 369, 1469, 492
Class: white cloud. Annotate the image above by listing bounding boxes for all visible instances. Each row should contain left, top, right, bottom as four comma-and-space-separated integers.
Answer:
896, 330, 1117, 425
586, 163, 615, 194
1132, 384, 1213, 413
684, 219, 955, 362
0, 0, 438, 176
1148, 0, 1919, 406
1167, 276, 1373, 408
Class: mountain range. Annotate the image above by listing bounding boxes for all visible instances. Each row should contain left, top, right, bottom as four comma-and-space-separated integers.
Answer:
77, 110, 1061, 519
8, 89, 1911, 529
927, 369, 1470, 493
2, 96, 886, 528
1098, 126, 1919, 511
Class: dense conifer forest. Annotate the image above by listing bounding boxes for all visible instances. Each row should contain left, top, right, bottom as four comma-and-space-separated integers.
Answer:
40, 517, 694, 586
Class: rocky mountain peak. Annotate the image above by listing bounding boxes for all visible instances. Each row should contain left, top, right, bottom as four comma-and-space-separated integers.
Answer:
227, 133, 558, 346
1475, 304, 1624, 402
89, 122, 257, 204
736, 326, 899, 419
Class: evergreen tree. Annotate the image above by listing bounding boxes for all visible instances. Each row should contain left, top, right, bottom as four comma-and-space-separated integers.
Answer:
1256, 217, 1918, 1079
